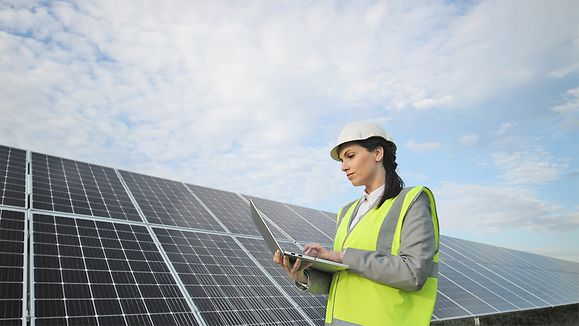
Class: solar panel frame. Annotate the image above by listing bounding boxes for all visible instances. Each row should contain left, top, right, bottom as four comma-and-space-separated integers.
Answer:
152, 227, 314, 326
439, 259, 518, 312
432, 290, 472, 320
2, 145, 578, 325
283, 203, 335, 241
186, 184, 288, 240
30, 213, 201, 326
243, 195, 332, 244
441, 237, 550, 308
437, 272, 498, 316
31, 153, 142, 222
0, 209, 27, 326
119, 171, 225, 232
0, 145, 27, 208
235, 236, 328, 325
440, 245, 535, 311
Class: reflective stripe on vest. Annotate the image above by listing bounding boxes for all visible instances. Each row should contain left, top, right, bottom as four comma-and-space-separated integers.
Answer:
326, 186, 439, 326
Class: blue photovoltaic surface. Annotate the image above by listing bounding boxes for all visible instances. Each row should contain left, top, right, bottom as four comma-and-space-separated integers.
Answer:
2, 144, 578, 325
31, 153, 141, 221
0, 145, 26, 208
32, 214, 199, 326
0, 209, 25, 325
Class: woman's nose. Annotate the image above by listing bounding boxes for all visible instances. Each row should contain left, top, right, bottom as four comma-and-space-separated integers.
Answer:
341, 161, 348, 172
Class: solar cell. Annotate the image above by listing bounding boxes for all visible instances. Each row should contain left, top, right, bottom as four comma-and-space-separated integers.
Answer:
120, 171, 225, 231
0, 209, 26, 325
441, 237, 547, 308
0, 145, 26, 208
31, 153, 141, 221
447, 234, 579, 306
485, 265, 561, 306
187, 184, 288, 240
244, 196, 332, 244
31, 214, 199, 326
440, 244, 534, 310
2, 145, 578, 324
153, 227, 312, 325
284, 204, 336, 240
439, 259, 518, 312
236, 237, 328, 324
432, 291, 471, 320
437, 273, 497, 315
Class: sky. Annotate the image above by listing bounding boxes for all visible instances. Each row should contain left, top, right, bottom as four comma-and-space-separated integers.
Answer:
1, 0, 578, 262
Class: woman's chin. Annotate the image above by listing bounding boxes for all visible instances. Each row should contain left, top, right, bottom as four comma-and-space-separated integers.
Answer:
349, 180, 362, 187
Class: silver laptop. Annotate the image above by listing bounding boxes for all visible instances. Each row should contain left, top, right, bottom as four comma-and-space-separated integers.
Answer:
249, 199, 348, 273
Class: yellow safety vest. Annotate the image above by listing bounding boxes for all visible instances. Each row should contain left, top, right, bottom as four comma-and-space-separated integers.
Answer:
325, 186, 439, 325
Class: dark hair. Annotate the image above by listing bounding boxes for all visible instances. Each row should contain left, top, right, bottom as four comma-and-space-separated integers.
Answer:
352, 136, 404, 207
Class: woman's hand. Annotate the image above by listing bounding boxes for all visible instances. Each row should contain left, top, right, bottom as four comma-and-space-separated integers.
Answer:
303, 243, 344, 263
273, 250, 311, 284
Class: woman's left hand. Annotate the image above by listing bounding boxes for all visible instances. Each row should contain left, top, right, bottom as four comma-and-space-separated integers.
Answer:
303, 243, 344, 263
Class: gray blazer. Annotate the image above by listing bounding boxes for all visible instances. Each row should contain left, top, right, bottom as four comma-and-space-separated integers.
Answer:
302, 191, 436, 293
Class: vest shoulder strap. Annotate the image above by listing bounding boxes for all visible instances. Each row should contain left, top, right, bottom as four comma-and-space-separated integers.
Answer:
336, 199, 358, 227
375, 187, 415, 254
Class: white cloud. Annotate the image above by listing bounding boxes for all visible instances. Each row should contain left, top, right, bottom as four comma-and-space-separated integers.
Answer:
493, 122, 513, 136
492, 150, 566, 185
0, 0, 577, 214
550, 87, 579, 129
404, 140, 441, 153
436, 183, 579, 232
551, 87, 579, 114
413, 95, 455, 110
459, 134, 479, 147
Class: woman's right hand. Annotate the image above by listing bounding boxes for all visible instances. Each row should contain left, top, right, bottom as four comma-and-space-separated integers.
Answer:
273, 250, 311, 284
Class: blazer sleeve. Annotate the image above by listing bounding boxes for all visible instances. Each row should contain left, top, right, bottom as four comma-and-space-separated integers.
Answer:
294, 268, 333, 294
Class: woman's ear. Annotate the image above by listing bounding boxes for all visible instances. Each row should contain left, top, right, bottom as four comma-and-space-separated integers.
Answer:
375, 146, 384, 162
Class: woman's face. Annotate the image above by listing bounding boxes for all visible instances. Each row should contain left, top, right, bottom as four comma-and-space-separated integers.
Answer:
339, 143, 384, 188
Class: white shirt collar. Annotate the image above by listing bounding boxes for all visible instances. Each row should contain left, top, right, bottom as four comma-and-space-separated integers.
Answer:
363, 184, 385, 203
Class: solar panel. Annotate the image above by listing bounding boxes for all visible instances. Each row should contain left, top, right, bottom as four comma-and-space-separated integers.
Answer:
438, 259, 518, 312
0, 145, 26, 208
120, 171, 225, 231
0, 209, 26, 325
187, 184, 289, 240
439, 249, 534, 310
236, 236, 328, 324
284, 204, 336, 239
31, 213, 200, 326
31, 153, 141, 221
441, 237, 552, 308
445, 235, 579, 304
3, 146, 578, 325
152, 227, 312, 325
244, 196, 332, 244
432, 290, 470, 320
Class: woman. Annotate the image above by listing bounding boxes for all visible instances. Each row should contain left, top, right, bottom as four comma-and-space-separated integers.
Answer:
274, 121, 439, 325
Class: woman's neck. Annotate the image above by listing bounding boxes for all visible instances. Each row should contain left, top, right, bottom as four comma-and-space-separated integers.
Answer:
365, 181, 385, 194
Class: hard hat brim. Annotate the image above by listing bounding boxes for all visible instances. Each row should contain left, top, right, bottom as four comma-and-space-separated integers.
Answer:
329, 138, 397, 161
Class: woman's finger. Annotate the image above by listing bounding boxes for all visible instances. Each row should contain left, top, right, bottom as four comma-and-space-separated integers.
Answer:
291, 258, 301, 274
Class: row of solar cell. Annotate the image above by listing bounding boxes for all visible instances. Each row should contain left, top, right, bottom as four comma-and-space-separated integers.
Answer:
2, 146, 336, 243
0, 209, 25, 325
0, 146, 26, 208
31, 213, 200, 326
432, 236, 579, 320
152, 227, 313, 326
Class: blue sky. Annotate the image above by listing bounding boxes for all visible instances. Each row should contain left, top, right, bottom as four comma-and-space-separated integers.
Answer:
1, 0, 577, 262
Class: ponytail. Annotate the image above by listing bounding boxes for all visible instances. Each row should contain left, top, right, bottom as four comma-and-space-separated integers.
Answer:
358, 137, 404, 207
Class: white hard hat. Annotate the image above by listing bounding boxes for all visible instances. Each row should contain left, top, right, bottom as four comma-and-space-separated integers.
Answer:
330, 121, 395, 161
